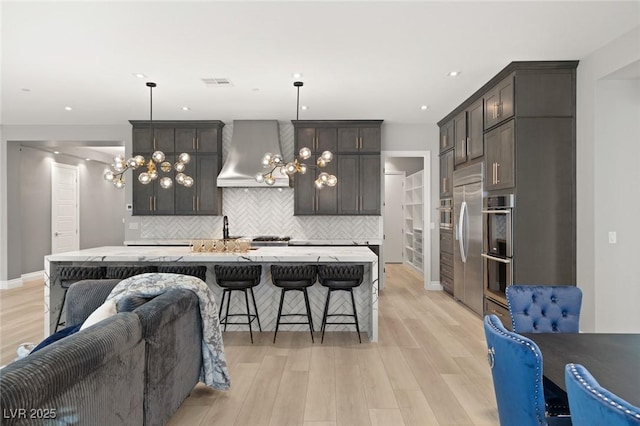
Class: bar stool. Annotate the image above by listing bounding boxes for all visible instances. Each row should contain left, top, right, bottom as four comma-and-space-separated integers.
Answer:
55, 266, 105, 331
271, 265, 317, 343
214, 265, 262, 343
318, 264, 364, 343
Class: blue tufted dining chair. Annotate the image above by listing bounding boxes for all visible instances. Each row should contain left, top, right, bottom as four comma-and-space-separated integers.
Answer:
484, 314, 572, 426
506, 285, 582, 333
565, 363, 640, 426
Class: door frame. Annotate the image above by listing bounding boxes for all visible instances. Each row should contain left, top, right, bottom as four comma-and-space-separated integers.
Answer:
51, 162, 80, 254
383, 170, 406, 264
381, 150, 432, 290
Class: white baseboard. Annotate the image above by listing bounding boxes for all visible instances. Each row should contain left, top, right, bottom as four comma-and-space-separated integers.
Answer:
0, 270, 44, 290
426, 280, 443, 291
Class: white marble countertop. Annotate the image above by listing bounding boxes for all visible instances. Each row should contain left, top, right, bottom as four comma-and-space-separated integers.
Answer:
46, 245, 378, 263
124, 239, 382, 246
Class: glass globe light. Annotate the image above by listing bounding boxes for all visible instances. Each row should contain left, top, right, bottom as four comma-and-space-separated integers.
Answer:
134, 155, 146, 166
103, 170, 114, 181
113, 161, 125, 172
263, 152, 272, 161
314, 178, 324, 189
138, 172, 151, 184
298, 163, 308, 174
149, 170, 158, 180
285, 162, 297, 175
174, 162, 185, 172
178, 152, 191, 164
175, 173, 186, 185
299, 147, 312, 160
126, 157, 138, 169
262, 157, 271, 167
318, 172, 330, 182
327, 175, 338, 187
114, 178, 125, 189
159, 177, 173, 189
317, 158, 326, 167
160, 161, 172, 172
183, 176, 194, 187
113, 155, 125, 164
272, 154, 283, 164
255, 173, 265, 183
265, 174, 276, 185
151, 151, 165, 163
321, 151, 333, 162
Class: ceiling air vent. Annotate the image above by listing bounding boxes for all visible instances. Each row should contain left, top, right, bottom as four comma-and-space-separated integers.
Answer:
201, 78, 233, 87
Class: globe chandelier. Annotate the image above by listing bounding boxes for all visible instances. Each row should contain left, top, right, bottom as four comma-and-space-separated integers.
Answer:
255, 81, 337, 189
103, 82, 194, 189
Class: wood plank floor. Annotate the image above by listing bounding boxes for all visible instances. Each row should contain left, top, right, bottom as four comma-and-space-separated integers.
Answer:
0, 264, 499, 425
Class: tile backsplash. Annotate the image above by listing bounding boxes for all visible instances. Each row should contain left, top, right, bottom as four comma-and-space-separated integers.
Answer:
139, 122, 381, 240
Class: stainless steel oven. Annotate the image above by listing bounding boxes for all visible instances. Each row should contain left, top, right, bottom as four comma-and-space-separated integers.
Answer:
482, 194, 514, 304
438, 198, 453, 230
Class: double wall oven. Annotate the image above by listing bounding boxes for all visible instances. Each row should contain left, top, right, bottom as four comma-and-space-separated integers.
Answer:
481, 194, 514, 305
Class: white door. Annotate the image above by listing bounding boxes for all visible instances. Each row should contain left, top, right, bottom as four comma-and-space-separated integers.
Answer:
384, 172, 405, 263
51, 163, 79, 254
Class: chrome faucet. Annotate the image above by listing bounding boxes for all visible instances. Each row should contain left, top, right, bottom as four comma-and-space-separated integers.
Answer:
222, 216, 229, 239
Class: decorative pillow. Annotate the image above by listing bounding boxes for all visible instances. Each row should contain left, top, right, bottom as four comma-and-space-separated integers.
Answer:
30, 324, 82, 354
80, 299, 117, 330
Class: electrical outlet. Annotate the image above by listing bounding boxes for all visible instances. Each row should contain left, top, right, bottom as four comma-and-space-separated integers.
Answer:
129, 222, 139, 230
126, 204, 133, 211
608, 231, 617, 244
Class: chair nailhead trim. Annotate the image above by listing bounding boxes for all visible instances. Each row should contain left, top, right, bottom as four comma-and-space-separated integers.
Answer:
567, 364, 640, 419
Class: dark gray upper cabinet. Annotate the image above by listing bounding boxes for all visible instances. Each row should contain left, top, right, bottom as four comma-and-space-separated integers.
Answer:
440, 120, 454, 153
484, 74, 514, 130
439, 149, 454, 198
337, 126, 381, 153
130, 120, 224, 216
293, 120, 383, 216
467, 99, 484, 160
453, 111, 467, 166
484, 120, 515, 191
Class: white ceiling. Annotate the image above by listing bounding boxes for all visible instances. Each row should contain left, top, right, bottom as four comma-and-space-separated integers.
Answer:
2, 1, 639, 128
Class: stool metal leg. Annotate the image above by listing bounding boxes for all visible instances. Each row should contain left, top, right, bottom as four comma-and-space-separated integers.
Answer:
218, 289, 226, 323
243, 289, 254, 343
249, 287, 262, 331
273, 289, 286, 343
55, 288, 69, 332
349, 288, 362, 343
303, 288, 315, 343
224, 289, 232, 332
321, 289, 332, 344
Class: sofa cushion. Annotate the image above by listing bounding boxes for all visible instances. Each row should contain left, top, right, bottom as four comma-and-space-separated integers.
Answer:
81, 299, 117, 330
117, 295, 154, 312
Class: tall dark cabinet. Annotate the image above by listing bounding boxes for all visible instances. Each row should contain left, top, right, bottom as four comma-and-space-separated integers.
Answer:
437, 61, 578, 320
292, 120, 383, 216
130, 120, 224, 216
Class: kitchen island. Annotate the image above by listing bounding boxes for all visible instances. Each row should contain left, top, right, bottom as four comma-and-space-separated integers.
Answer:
44, 246, 379, 341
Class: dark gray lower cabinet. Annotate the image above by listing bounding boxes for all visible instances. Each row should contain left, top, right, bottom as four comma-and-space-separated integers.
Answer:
337, 155, 380, 215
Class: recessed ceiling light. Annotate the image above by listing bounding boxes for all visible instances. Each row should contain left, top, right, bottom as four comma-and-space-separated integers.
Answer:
448, 71, 461, 77
21, 88, 31, 92
64, 106, 72, 111
292, 73, 303, 79
420, 105, 429, 110
133, 73, 147, 79
85, 158, 91, 161
252, 88, 260, 92
181, 106, 191, 111
53, 151, 60, 155
301, 106, 308, 110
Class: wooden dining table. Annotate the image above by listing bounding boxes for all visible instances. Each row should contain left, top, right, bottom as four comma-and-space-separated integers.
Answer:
523, 333, 640, 407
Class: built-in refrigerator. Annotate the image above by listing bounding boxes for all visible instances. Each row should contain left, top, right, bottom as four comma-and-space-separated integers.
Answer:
453, 163, 484, 315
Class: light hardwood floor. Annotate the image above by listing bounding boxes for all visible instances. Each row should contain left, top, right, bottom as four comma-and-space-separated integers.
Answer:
0, 265, 499, 425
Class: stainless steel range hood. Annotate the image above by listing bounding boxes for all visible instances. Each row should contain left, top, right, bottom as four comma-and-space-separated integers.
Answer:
217, 120, 289, 187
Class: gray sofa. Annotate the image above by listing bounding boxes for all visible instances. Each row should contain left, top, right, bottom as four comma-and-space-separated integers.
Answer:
0, 278, 203, 426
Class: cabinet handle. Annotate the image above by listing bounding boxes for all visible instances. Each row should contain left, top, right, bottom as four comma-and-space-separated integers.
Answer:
192, 137, 196, 150
499, 102, 503, 117
193, 196, 196, 211
153, 137, 156, 150
492, 162, 496, 185
443, 135, 447, 147
495, 162, 500, 184
491, 309, 504, 317
149, 196, 153, 211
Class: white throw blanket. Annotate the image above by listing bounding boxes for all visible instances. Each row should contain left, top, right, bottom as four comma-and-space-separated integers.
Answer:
106, 272, 231, 391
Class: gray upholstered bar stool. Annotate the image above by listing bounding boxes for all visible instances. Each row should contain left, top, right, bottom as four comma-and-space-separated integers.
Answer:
214, 265, 262, 343
318, 264, 364, 343
55, 266, 106, 331
271, 265, 317, 343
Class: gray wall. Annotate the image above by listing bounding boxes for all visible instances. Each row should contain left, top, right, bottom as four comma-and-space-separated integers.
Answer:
19, 146, 125, 274
576, 26, 640, 332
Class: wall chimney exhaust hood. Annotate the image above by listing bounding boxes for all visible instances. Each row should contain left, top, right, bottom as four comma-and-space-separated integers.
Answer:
217, 120, 289, 187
